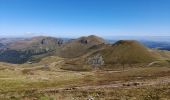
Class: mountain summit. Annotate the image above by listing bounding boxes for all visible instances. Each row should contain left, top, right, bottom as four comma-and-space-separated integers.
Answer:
55, 35, 106, 58
88, 40, 158, 65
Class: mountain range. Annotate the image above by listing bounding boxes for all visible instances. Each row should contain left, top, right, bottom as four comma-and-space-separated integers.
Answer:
0, 35, 170, 67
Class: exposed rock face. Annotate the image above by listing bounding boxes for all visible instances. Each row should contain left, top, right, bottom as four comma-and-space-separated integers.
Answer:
80, 39, 88, 44
77, 35, 106, 46
8, 36, 63, 50
87, 54, 104, 67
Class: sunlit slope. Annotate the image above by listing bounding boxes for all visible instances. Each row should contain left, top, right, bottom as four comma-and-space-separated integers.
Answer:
55, 35, 106, 58
90, 40, 159, 64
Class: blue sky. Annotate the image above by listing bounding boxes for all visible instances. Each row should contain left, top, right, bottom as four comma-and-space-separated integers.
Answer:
0, 0, 170, 38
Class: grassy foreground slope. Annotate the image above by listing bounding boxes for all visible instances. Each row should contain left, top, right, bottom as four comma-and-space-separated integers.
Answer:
0, 56, 170, 99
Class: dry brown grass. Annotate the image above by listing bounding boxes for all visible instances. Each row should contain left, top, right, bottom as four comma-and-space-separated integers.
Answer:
0, 58, 170, 100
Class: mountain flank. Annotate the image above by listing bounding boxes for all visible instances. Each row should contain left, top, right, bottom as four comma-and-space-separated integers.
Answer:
0, 36, 63, 63
86, 40, 159, 66
54, 35, 106, 58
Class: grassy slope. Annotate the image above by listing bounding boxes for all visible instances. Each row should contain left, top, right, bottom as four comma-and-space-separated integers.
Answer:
91, 40, 159, 65
34, 83, 170, 100
0, 51, 170, 99
0, 65, 170, 99
60, 41, 170, 71
0, 39, 170, 99
55, 35, 105, 58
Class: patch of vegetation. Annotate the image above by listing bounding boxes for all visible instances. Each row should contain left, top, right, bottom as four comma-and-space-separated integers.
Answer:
60, 64, 92, 71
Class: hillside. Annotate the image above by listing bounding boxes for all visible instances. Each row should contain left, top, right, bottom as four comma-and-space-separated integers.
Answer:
0, 35, 106, 63
7, 36, 63, 50
87, 40, 159, 65
60, 40, 162, 71
55, 35, 106, 58
0, 36, 63, 63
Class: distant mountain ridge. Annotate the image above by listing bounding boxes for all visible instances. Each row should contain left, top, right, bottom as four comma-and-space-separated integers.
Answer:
107, 39, 170, 51
0, 35, 170, 64
0, 35, 106, 63
0, 36, 63, 63
55, 35, 106, 58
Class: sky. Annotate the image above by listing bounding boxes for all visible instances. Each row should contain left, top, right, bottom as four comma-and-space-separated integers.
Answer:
0, 0, 170, 38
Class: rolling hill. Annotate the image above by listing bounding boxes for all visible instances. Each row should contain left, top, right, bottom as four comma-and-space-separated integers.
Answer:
87, 40, 159, 65
61, 40, 165, 71
55, 35, 106, 58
